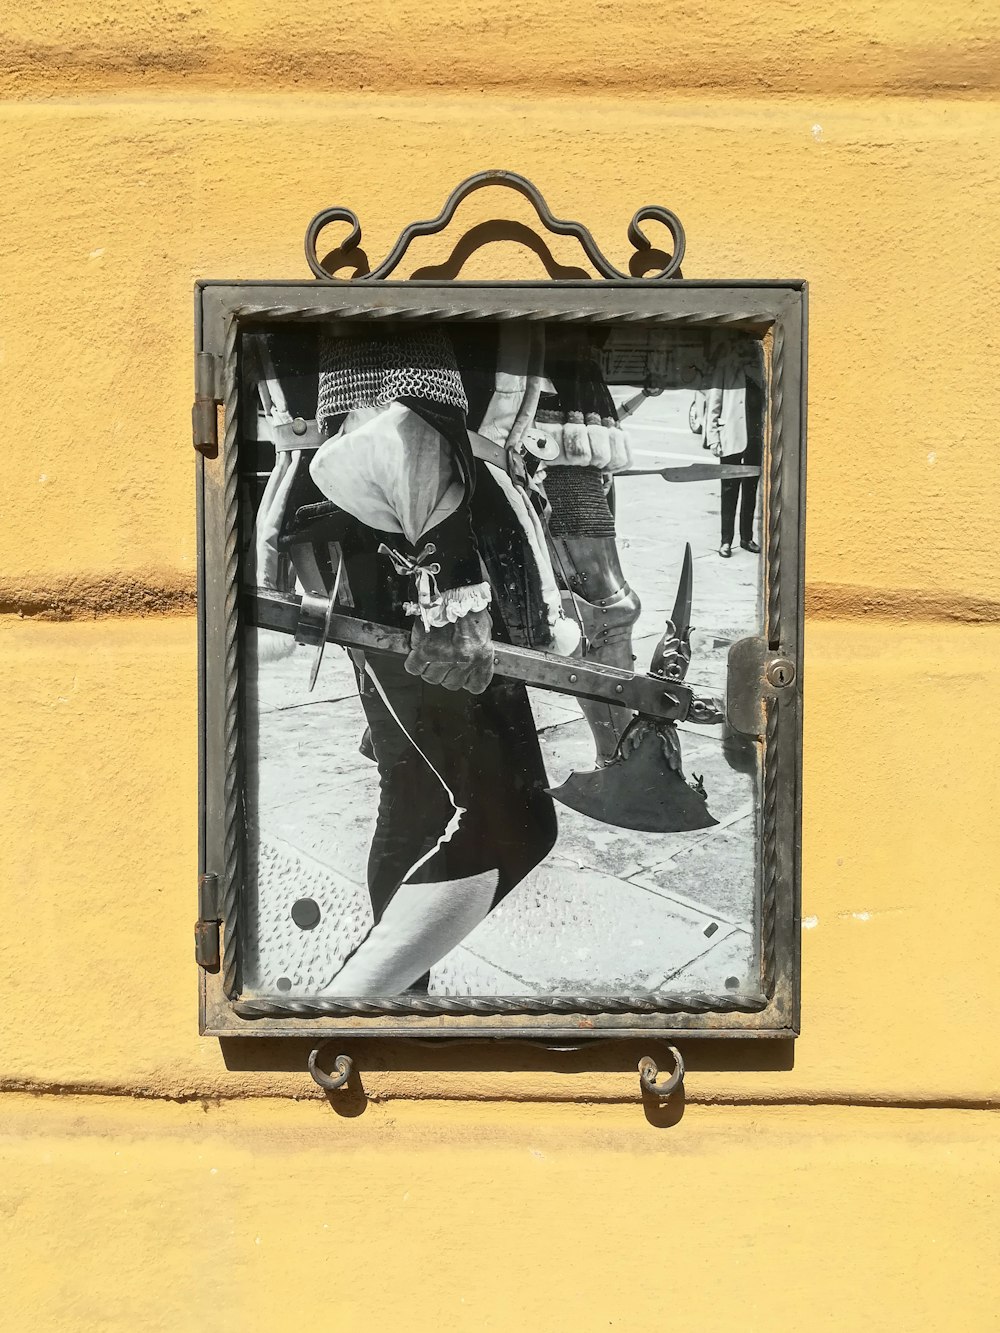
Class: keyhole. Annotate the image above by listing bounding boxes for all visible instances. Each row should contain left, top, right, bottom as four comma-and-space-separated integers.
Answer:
766, 658, 795, 689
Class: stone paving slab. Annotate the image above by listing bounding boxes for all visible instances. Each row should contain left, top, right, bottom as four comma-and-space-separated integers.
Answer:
247, 627, 357, 712
453, 863, 720, 993
653, 925, 756, 994
430, 946, 534, 997
247, 834, 371, 994
255, 695, 373, 790
632, 820, 758, 930
258, 766, 378, 894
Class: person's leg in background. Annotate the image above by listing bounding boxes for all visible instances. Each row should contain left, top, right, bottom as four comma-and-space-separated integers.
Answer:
719, 451, 742, 557
738, 471, 761, 552
739, 373, 764, 553
545, 469, 641, 767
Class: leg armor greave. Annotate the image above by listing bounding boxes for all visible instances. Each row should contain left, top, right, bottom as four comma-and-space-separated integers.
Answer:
575, 584, 643, 662
552, 534, 643, 767
569, 583, 642, 765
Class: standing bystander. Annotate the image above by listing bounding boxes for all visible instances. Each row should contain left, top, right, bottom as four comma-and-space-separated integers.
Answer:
707, 339, 764, 557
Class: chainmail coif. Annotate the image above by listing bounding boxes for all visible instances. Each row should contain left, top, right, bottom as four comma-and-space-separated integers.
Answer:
318, 326, 468, 425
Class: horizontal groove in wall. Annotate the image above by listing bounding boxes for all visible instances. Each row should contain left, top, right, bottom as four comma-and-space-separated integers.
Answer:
3, 578, 999, 626
4, 89, 1000, 125
3, 40, 1000, 103
0, 576, 197, 620
4, 75, 1000, 106
0, 1079, 997, 1111
804, 584, 1000, 625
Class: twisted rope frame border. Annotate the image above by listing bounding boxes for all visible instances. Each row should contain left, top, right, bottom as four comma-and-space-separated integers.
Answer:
761, 316, 786, 1000
206, 295, 795, 1022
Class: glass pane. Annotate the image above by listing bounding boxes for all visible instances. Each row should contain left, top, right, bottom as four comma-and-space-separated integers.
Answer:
238, 320, 763, 999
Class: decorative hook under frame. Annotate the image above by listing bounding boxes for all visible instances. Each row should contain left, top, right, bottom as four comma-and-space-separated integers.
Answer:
307, 1045, 354, 1092
304, 169, 686, 283
305, 1045, 684, 1102
638, 1049, 685, 1099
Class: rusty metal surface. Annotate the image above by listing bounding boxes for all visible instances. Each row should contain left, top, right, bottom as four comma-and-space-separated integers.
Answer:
638, 1049, 685, 1099
192, 351, 220, 455
726, 637, 769, 739
307, 1047, 354, 1092
194, 872, 220, 970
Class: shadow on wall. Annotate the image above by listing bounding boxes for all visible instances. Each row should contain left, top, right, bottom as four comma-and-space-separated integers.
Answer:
220, 1036, 795, 1128
319, 217, 674, 282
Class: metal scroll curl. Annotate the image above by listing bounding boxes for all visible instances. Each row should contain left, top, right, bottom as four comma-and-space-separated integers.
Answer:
308, 1046, 353, 1093
638, 1049, 685, 1100
304, 169, 685, 282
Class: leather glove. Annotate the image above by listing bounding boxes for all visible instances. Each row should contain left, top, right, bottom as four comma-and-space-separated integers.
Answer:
404, 607, 495, 695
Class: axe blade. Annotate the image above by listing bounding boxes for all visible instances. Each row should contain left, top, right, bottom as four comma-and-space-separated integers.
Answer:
547, 724, 718, 833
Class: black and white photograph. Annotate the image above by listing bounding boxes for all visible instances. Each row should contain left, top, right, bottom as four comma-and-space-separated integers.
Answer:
237, 319, 767, 1001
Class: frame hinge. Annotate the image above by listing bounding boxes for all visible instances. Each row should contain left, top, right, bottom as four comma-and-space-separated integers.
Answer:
195, 872, 221, 970
192, 351, 221, 455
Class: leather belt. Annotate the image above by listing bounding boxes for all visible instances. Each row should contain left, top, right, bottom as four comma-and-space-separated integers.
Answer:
466, 430, 510, 471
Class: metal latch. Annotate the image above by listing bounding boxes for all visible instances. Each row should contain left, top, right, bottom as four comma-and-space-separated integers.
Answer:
195, 872, 220, 969
192, 352, 221, 455
726, 637, 797, 739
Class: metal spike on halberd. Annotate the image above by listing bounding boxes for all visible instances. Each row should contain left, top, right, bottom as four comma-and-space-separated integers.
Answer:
648, 541, 693, 683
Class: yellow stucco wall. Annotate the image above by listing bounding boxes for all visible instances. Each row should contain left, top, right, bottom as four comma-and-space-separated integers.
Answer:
3, 3, 999, 1328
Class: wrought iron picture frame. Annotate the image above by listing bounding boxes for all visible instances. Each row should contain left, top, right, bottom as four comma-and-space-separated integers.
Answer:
193, 175, 806, 1042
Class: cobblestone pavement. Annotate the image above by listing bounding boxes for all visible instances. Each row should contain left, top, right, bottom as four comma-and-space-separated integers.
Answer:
247, 393, 763, 998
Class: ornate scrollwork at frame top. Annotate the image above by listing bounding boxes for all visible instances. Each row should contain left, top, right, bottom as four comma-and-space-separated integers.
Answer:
304, 169, 686, 283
